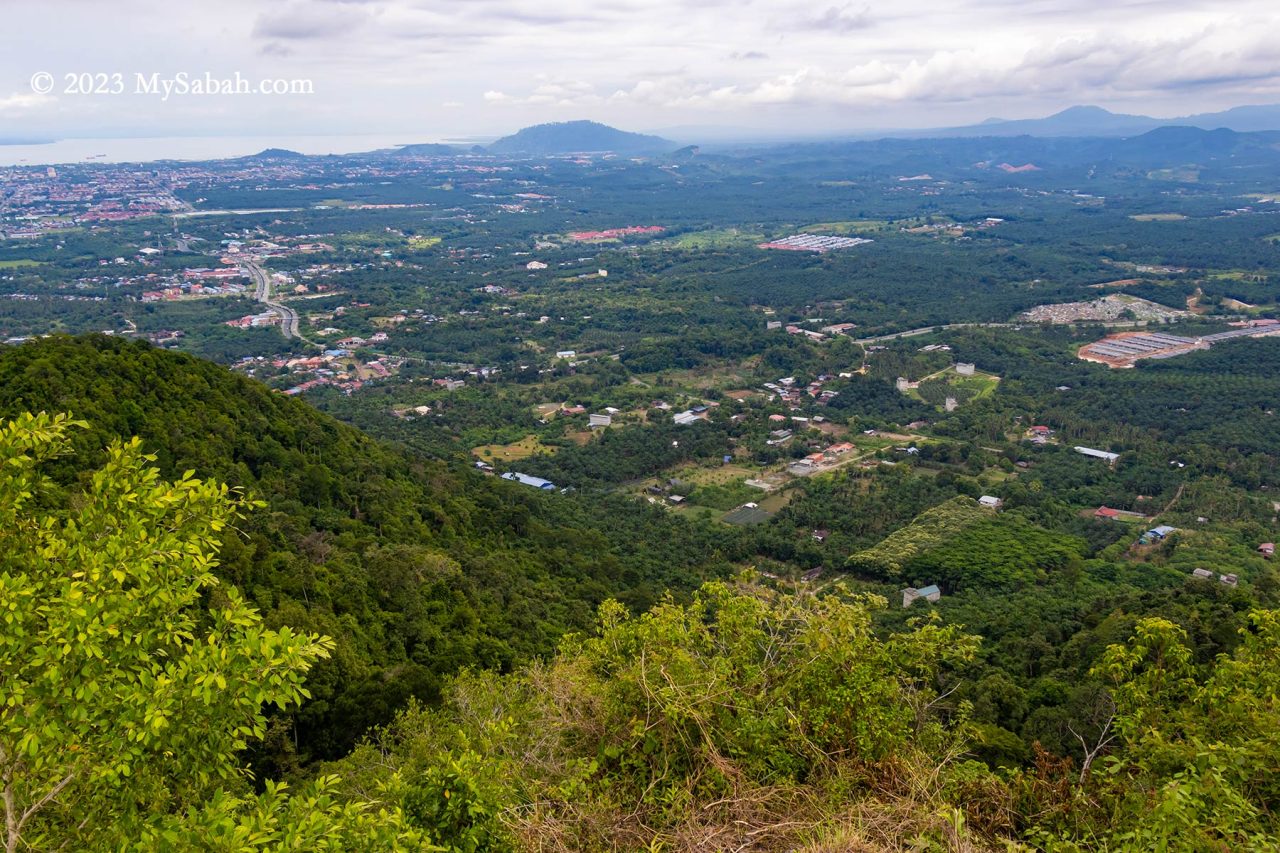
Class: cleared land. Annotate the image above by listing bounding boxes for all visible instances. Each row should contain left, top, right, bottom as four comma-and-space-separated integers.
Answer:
1021, 294, 1189, 324
471, 435, 557, 462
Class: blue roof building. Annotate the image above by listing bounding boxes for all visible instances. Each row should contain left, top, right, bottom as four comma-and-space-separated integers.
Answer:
501, 472, 555, 490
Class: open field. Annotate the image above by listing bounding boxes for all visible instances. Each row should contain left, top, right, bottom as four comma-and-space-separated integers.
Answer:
1147, 168, 1199, 182
757, 490, 795, 513
802, 220, 889, 235
1129, 213, 1188, 221
471, 434, 557, 462
667, 229, 761, 249
722, 504, 773, 525
680, 463, 757, 487
408, 236, 442, 249
0, 259, 42, 268
952, 373, 1001, 400
563, 429, 594, 446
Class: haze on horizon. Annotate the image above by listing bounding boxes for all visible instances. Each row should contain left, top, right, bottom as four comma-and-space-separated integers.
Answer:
3, 0, 1280, 142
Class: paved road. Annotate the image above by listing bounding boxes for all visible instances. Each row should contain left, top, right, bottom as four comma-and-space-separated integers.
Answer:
848, 315, 1244, 346
852, 323, 1016, 345
241, 259, 302, 339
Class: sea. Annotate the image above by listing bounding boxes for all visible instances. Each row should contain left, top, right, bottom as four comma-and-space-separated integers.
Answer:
0, 134, 476, 167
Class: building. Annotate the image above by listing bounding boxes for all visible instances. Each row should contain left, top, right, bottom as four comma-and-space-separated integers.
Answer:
1192, 568, 1214, 580
673, 410, 702, 426
955, 362, 976, 376
1220, 573, 1239, 587
902, 585, 942, 608
588, 413, 612, 428
1074, 446, 1120, 464
501, 472, 555, 490
979, 495, 1003, 510
1259, 543, 1275, 558
526, 260, 548, 270
1140, 525, 1179, 544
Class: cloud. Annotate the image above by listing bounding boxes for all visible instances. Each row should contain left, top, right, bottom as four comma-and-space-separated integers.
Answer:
8, 0, 1280, 138
0, 93, 52, 116
797, 4, 874, 33
252, 4, 370, 40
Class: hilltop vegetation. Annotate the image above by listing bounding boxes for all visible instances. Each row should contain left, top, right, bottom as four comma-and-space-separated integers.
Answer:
8, 414, 1280, 850
0, 335, 736, 763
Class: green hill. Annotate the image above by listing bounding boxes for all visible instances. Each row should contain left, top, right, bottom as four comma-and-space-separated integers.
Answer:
488, 120, 674, 155
0, 335, 733, 761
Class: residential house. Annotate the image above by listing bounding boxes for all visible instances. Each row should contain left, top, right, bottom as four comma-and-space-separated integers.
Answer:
902, 585, 942, 608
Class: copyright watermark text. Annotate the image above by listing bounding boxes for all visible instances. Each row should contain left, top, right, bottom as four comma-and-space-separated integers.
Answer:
30, 71, 315, 101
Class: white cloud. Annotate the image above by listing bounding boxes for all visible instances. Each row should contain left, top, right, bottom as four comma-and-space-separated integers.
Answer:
0, 92, 53, 116
3, 0, 1280, 137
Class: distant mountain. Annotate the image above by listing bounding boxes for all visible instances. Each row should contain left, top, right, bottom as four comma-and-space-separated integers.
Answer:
920, 103, 1280, 138
1106, 125, 1280, 163
390, 142, 464, 157
488, 120, 674, 155
240, 147, 308, 160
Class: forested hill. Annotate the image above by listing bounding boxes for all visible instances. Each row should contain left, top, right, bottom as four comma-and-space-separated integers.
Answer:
488, 120, 674, 155
0, 335, 737, 762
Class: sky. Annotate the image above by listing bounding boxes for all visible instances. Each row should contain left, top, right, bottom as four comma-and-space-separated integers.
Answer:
3, 0, 1280, 142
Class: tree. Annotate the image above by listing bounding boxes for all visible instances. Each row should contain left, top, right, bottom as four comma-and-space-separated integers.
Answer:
0, 412, 424, 851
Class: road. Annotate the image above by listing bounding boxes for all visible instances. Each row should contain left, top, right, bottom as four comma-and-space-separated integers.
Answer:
851, 314, 1251, 347
852, 323, 1017, 345
240, 258, 302, 339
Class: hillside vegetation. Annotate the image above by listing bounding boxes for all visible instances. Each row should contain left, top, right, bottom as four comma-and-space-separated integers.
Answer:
0, 336, 735, 763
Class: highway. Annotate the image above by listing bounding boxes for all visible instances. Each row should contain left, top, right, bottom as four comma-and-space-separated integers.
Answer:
240, 259, 302, 339
852, 323, 1017, 345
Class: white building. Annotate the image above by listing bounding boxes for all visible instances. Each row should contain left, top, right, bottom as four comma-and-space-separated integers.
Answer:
1075, 446, 1120, 463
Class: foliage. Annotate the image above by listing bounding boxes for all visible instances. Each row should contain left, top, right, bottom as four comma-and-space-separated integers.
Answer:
846, 496, 990, 581
331, 581, 1002, 850
0, 411, 420, 851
